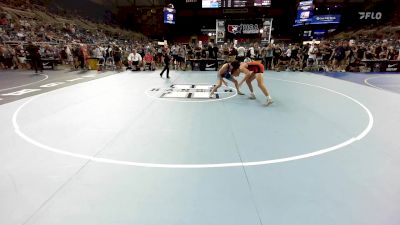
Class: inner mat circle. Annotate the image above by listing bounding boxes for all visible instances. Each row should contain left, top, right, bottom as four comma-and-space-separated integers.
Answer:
13, 76, 373, 168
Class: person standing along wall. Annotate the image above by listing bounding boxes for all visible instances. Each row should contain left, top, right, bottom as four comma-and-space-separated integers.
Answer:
26, 41, 42, 74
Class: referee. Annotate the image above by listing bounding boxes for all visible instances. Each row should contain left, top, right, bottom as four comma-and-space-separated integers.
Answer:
160, 51, 171, 79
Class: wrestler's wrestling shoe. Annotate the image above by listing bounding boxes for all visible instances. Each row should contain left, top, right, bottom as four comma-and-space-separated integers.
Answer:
265, 98, 274, 107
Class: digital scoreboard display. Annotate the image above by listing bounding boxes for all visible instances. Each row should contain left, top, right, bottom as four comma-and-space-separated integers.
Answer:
294, 0, 314, 25
202, 0, 221, 8
164, 7, 176, 24
254, 0, 271, 7
202, 0, 271, 8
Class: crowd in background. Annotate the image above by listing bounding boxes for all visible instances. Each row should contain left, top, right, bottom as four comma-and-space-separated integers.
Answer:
234, 39, 400, 72
0, 0, 147, 71
3, 37, 400, 73
2, 3, 400, 73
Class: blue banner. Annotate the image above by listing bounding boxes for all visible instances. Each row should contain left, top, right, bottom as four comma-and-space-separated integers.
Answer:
310, 14, 341, 24
295, 14, 341, 26
299, 0, 313, 6
313, 30, 327, 37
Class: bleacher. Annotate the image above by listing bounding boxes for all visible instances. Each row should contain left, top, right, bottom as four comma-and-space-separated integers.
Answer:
0, 1, 146, 43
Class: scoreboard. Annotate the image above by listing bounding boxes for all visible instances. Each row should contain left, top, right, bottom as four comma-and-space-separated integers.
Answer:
202, 0, 271, 8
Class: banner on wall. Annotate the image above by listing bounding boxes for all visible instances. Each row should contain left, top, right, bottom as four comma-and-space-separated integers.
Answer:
216, 19, 226, 44
294, 14, 341, 26
361, 60, 400, 72
261, 18, 273, 45
227, 23, 260, 35
311, 14, 341, 24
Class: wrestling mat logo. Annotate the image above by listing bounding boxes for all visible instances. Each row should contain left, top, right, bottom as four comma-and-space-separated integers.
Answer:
146, 84, 237, 102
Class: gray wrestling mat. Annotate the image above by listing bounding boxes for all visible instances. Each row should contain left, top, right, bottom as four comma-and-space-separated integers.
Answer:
0, 70, 399, 225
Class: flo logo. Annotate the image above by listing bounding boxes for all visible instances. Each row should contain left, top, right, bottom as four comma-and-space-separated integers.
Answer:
146, 84, 237, 102
359, 12, 382, 20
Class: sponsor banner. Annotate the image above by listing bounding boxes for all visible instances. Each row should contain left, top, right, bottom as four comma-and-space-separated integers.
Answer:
204, 62, 217, 71
242, 24, 259, 34
42, 61, 54, 70
361, 60, 400, 72
227, 24, 260, 35
187, 59, 225, 71
295, 14, 341, 26
385, 62, 400, 72
216, 19, 225, 44
311, 14, 341, 24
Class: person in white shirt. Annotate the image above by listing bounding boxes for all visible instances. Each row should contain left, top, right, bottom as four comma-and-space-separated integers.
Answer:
93, 46, 104, 71
127, 49, 142, 71
237, 45, 246, 62
94, 46, 103, 58
248, 45, 255, 58
65, 45, 73, 64
285, 46, 292, 58
308, 44, 318, 66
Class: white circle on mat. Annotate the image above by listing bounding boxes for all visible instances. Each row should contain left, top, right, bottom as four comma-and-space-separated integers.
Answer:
12, 78, 374, 168
0, 74, 49, 92
364, 75, 400, 90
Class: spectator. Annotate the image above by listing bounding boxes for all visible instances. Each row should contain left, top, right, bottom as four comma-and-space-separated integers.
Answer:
307, 42, 318, 67
228, 44, 237, 62
332, 42, 346, 71
127, 49, 142, 71
113, 46, 123, 70
143, 51, 155, 71
237, 44, 246, 62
